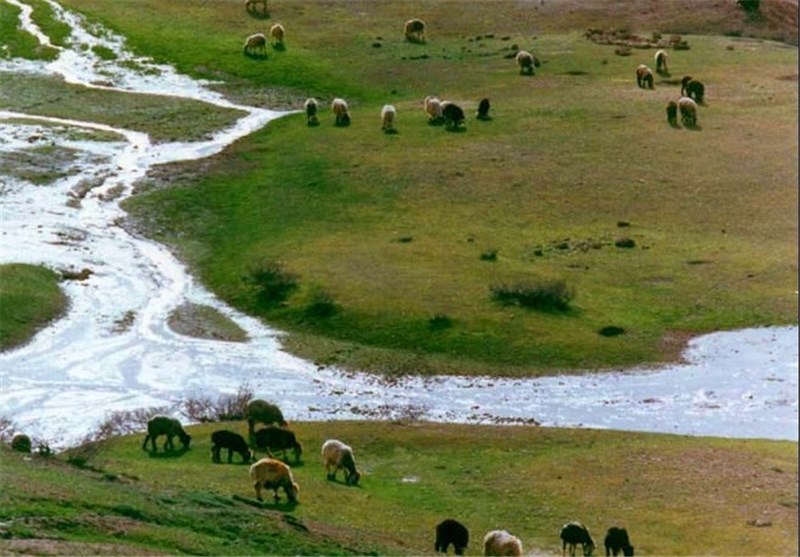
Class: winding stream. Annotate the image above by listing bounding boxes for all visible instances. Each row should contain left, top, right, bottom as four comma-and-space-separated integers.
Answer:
1, 0, 797, 449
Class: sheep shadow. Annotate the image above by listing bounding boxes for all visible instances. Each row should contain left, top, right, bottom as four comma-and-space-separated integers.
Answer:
272, 43, 286, 52
234, 494, 299, 512
326, 476, 362, 488
383, 128, 399, 135
246, 8, 270, 19
445, 126, 467, 133
146, 447, 191, 459
475, 114, 493, 122
243, 51, 268, 60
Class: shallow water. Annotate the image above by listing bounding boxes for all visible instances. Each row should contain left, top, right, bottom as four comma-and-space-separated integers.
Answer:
0, 0, 797, 448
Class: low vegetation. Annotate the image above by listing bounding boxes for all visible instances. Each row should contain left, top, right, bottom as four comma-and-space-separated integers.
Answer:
0, 421, 797, 555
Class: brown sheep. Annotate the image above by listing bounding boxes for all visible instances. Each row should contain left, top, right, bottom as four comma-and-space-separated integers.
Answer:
245, 0, 267, 15
246, 399, 287, 440
249, 457, 299, 503
381, 104, 397, 133
404, 18, 426, 43
270, 23, 285, 47
654, 49, 669, 74
243, 33, 267, 56
636, 64, 654, 89
678, 96, 698, 127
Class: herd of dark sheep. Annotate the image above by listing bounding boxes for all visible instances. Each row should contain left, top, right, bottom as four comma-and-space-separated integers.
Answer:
141, 399, 634, 555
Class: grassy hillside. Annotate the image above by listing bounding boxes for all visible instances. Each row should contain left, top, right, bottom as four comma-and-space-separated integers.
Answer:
0, 264, 67, 351
1, 421, 797, 555
85, 0, 796, 377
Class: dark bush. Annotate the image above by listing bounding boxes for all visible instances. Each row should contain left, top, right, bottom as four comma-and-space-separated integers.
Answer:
489, 279, 574, 311
429, 314, 453, 331
736, 0, 760, 12
615, 237, 636, 248
599, 326, 626, 337
480, 249, 498, 261
11, 433, 32, 453
246, 261, 298, 308
304, 288, 338, 318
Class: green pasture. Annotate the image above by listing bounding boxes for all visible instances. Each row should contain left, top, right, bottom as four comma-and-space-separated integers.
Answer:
2, 422, 797, 555
1, 1, 797, 375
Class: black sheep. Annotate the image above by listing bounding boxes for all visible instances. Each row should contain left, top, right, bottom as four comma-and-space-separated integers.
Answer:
476, 98, 491, 121
561, 521, 596, 557
142, 416, 191, 452
604, 527, 634, 557
435, 518, 469, 555
442, 103, 466, 130
211, 430, 251, 463
681, 75, 705, 104
253, 425, 303, 463
666, 100, 678, 126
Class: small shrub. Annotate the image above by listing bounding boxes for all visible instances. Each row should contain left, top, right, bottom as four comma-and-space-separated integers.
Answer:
599, 326, 626, 337
246, 261, 298, 308
480, 249, 498, 261
489, 279, 574, 311
736, 0, 760, 12
304, 288, 338, 318
11, 434, 32, 453
615, 237, 636, 248
183, 385, 254, 423
429, 314, 453, 331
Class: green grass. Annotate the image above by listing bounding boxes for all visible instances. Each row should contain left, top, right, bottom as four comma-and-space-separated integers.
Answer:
3, 0, 797, 377
0, 264, 68, 351
2, 422, 797, 555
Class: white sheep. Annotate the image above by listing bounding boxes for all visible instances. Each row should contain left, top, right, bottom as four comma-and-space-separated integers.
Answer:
654, 49, 669, 74
304, 97, 319, 126
404, 18, 426, 43
321, 439, 361, 485
331, 98, 351, 126
249, 457, 299, 503
515, 50, 535, 75
270, 23, 285, 46
678, 96, 698, 127
381, 104, 397, 133
243, 33, 267, 56
423, 95, 443, 123
483, 530, 523, 556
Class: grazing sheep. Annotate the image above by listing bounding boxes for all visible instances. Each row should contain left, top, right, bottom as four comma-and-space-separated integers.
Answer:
436, 519, 469, 555
636, 64, 654, 89
681, 75, 705, 103
142, 416, 191, 452
666, 100, 678, 125
678, 96, 698, 126
442, 102, 466, 130
245, 0, 267, 14
253, 425, 303, 463
381, 104, 397, 133
561, 521, 596, 557
243, 33, 267, 56
249, 457, 299, 503
654, 49, 669, 74
331, 97, 351, 126
270, 23, 285, 46
424, 95, 444, 124
404, 18, 426, 43
604, 527, 634, 557
246, 399, 287, 439
321, 439, 361, 485
476, 97, 491, 120
516, 50, 535, 75
304, 97, 319, 126
211, 430, 251, 464
483, 530, 522, 556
